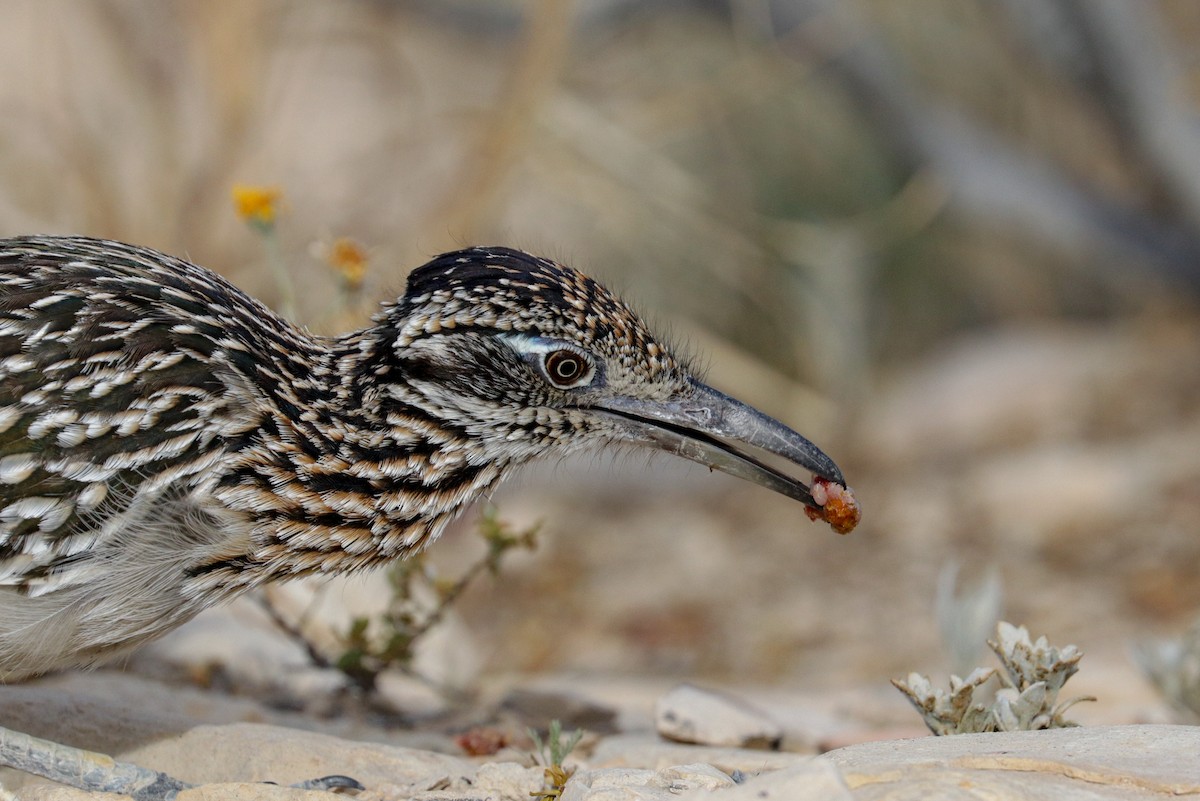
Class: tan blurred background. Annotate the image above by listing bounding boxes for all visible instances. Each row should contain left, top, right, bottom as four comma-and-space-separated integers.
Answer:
4, 0, 1200, 713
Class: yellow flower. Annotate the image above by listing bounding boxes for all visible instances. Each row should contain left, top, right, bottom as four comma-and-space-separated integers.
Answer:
326, 237, 369, 290
231, 184, 283, 226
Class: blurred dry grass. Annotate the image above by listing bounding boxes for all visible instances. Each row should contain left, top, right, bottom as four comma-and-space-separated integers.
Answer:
5, 0, 1200, 690
7, 1, 1197, 396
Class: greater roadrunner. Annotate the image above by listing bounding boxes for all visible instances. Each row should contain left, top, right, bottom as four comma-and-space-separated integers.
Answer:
0, 235, 857, 797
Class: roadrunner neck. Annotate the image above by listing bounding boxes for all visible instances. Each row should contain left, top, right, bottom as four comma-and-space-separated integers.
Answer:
208, 326, 554, 583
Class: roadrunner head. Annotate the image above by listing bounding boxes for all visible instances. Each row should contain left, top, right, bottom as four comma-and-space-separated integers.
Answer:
376, 246, 845, 509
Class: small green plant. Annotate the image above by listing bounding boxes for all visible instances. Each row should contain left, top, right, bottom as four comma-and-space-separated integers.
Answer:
334, 506, 539, 692
265, 507, 539, 694
893, 621, 1095, 735
529, 719, 583, 800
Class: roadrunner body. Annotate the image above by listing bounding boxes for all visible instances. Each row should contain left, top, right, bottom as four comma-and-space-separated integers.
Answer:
0, 235, 852, 686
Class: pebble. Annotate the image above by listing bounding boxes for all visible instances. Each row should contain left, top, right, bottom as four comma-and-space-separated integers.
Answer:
654, 684, 783, 749
561, 763, 735, 801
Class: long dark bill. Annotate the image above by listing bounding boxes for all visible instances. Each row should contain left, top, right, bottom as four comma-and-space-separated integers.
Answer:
592, 379, 844, 510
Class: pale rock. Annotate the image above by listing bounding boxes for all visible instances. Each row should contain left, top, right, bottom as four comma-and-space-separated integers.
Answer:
472, 762, 544, 800
677, 759, 851, 801
655, 684, 782, 749
826, 724, 1200, 799
122, 722, 472, 790
658, 764, 735, 793
560, 768, 664, 801
6, 787, 126, 801
9, 780, 332, 801
589, 733, 804, 773
561, 763, 734, 801
176, 785, 331, 801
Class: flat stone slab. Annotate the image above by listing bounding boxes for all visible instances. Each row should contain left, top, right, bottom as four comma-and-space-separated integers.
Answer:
826, 724, 1200, 799
573, 725, 1200, 800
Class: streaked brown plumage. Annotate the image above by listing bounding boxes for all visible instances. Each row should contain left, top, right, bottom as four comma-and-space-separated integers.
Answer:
0, 235, 852, 796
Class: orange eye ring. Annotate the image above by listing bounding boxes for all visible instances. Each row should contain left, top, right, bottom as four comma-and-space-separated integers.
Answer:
543, 349, 591, 388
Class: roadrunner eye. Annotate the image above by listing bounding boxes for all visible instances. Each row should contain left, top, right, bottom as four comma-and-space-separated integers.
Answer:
542, 349, 593, 389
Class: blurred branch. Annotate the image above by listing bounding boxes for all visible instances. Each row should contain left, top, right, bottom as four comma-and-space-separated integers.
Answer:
768, 0, 1200, 290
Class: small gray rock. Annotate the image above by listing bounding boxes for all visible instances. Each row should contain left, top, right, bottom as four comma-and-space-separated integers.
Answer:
561, 762, 735, 801
655, 684, 782, 749
676, 759, 852, 801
